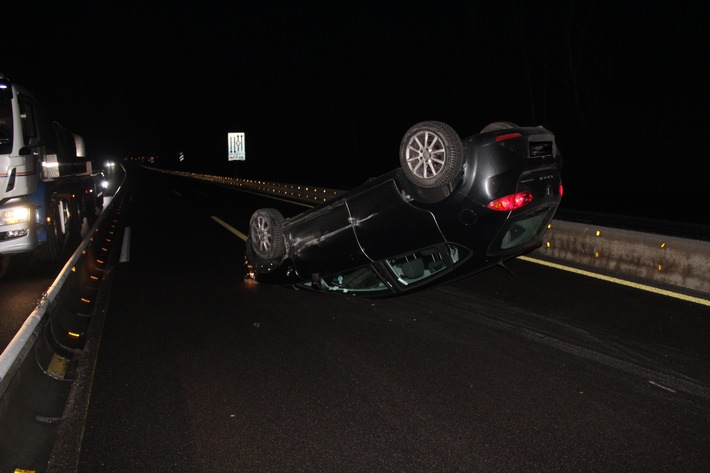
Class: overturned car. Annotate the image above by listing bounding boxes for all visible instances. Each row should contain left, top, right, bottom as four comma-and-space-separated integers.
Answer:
246, 121, 563, 296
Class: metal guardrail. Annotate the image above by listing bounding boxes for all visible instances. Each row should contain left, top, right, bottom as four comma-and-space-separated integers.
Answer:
153, 168, 342, 205
0, 185, 127, 471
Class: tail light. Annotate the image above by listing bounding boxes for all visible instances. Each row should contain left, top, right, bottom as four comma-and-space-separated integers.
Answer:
487, 191, 533, 211
495, 133, 522, 142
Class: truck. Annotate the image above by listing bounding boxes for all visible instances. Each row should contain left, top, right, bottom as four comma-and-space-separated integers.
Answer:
0, 73, 105, 271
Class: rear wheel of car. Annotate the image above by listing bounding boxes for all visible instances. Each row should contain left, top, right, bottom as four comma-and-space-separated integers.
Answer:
481, 121, 519, 133
249, 208, 285, 260
399, 121, 463, 189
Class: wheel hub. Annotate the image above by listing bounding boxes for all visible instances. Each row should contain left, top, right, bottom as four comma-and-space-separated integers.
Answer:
407, 132, 444, 179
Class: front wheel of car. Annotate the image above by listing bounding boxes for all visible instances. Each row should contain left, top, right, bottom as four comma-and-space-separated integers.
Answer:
399, 121, 463, 189
249, 208, 286, 261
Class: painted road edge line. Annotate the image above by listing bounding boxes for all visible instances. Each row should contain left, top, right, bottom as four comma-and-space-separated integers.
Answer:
119, 226, 131, 263
211, 216, 248, 241
519, 255, 710, 307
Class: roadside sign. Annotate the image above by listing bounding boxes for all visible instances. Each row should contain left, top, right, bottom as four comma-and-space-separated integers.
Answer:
228, 132, 246, 161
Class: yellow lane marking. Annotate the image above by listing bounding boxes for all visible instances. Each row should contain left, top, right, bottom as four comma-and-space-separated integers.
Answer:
211, 216, 248, 241
518, 255, 710, 307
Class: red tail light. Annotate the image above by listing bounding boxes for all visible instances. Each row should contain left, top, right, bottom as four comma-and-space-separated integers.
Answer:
487, 191, 533, 211
495, 132, 522, 142
559, 183, 564, 196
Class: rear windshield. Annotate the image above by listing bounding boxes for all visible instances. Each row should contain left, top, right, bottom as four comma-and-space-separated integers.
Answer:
495, 208, 551, 251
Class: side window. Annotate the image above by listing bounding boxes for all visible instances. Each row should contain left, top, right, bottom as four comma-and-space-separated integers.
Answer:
447, 243, 465, 264
0, 99, 12, 154
306, 265, 389, 294
18, 98, 37, 145
385, 246, 448, 286
385, 244, 470, 287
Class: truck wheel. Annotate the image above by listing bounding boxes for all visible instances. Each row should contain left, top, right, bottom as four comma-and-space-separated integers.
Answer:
84, 190, 99, 227
36, 197, 70, 262
399, 121, 463, 189
481, 121, 519, 132
69, 197, 82, 236
249, 208, 286, 261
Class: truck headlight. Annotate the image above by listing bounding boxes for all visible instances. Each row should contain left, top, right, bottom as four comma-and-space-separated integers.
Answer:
0, 207, 31, 226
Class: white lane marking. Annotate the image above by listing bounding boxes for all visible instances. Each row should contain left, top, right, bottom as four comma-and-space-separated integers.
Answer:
648, 380, 677, 393
120, 226, 131, 263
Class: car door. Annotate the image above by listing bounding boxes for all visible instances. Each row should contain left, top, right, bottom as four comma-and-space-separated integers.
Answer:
345, 178, 444, 261
285, 199, 369, 277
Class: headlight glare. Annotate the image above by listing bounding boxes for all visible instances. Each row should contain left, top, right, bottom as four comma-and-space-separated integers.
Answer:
0, 207, 32, 225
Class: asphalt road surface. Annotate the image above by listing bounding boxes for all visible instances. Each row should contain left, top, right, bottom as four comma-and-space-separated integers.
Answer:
44, 166, 710, 472
0, 233, 86, 350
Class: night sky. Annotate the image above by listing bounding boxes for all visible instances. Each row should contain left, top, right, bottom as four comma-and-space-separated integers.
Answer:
5, 1, 709, 224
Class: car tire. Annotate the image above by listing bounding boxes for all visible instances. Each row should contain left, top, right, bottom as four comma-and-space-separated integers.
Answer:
249, 208, 286, 260
399, 121, 463, 189
481, 121, 519, 133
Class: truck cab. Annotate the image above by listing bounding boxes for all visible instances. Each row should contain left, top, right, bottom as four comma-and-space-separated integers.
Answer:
0, 74, 102, 261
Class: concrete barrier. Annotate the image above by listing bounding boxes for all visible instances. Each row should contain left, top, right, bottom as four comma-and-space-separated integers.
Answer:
532, 219, 710, 297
